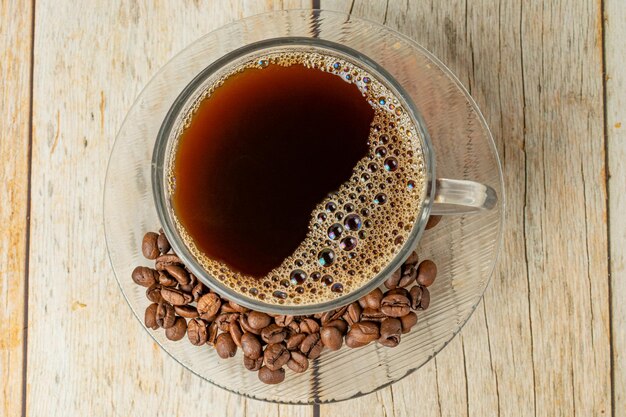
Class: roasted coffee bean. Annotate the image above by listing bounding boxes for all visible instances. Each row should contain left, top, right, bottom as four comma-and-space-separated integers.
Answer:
241, 332, 262, 359
384, 267, 402, 289
142, 232, 160, 259
409, 285, 423, 310
244, 355, 264, 371
400, 312, 418, 334
344, 302, 362, 326
261, 324, 287, 344
220, 303, 238, 313
229, 320, 243, 347
207, 322, 218, 346
361, 308, 386, 322
215, 333, 237, 358
158, 271, 177, 287
320, 308, 346, 324
131, 266, 158, 287
187, 318, 208, 345
191, 281, 206, 302
178, 274, 198, 292
299, 318, 320, 334
164, 264, 190, 285
417, 286, 430, 310
144, 303, 159, 330
240, 315, 262, 335
347, 321, 380, 344
160, 287, 193, 306
425, 215, 442, 230
319, 309, 335, 324
300, 333, 323, 359
378, 317, 402, 347
155, 254, 183, 265
287, 351, 309, 373
329, 306, 348, 321
214, 313, 239, 332
345, 332, 368, 348
274, 315, 294, 327
325, 319, 348, 334
320, 326, 343, 351
165, 317, 187, 341
386, 287, 410, 298
227, 301, 249, 313
381, 292, 411, 317
258, 366, 285, 384
409, 285, 431, 310
197, 293, 221, 320
247, 311, 272, 330
174, 305, 199, 318
320, 306, 348, 324
358, 288, 383, 310
287, 320, 301, 335
146, 284, 163, 303
155, 302, 176, 329
264, 343, 290, 370
398, 264, 417, 287
157, 231, 171, 254
416, 260, 437, 287
286, 333, 307, 350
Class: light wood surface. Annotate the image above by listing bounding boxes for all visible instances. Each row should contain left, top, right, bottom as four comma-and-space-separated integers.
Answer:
606, 0, 626, 414
0, 0, 622, 416
0, 1, 32, 416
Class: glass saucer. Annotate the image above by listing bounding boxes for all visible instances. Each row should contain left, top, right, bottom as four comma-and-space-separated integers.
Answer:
104, 8, 503, 404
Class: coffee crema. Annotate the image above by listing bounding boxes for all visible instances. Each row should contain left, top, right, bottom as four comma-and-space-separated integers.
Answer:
168, 50, 426, 306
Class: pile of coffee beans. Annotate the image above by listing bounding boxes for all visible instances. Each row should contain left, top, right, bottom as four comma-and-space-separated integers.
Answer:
133, 217, 440, 384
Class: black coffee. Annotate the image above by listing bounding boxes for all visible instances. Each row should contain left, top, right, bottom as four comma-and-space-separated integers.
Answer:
172, 63, 374, 277
169, 50, 426, 305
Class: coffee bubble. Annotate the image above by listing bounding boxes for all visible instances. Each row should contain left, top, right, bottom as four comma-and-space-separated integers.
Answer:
344, 214, 362, 231
328, 223, 343, 240
339, 236, 357, 251
318, 249, 336, 267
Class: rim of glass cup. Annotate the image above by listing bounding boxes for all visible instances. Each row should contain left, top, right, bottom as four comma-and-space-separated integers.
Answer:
152, 37, 436, 316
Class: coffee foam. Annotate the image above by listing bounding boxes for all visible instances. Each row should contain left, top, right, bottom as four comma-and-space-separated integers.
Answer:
167, 49, 427, 306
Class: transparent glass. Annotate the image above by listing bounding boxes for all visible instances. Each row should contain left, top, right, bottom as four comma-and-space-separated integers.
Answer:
104, 9, 504, 403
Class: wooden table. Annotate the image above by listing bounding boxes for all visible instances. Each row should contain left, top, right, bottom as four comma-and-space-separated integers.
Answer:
1, 0, 623, 415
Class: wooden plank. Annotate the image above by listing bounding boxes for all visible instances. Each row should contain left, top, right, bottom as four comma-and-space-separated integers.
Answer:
518, 0, 610, 414
605, 0, 626, 415
25, 1, 312, 416
0, 1, 33, 416
321, 0, 611, 416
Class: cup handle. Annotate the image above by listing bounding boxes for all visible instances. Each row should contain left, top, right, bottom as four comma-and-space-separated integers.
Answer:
430, 178, 498, 215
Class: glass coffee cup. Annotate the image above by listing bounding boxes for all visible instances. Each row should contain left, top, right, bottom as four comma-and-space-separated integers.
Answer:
152, 38, 497, 316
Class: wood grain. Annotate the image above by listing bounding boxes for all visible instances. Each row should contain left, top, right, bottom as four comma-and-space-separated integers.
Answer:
321, 0, 611, 416
605, 0, 626, 415
3, 0, 618, 415
24, 1, 311, 416
0, 1, 32, 416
